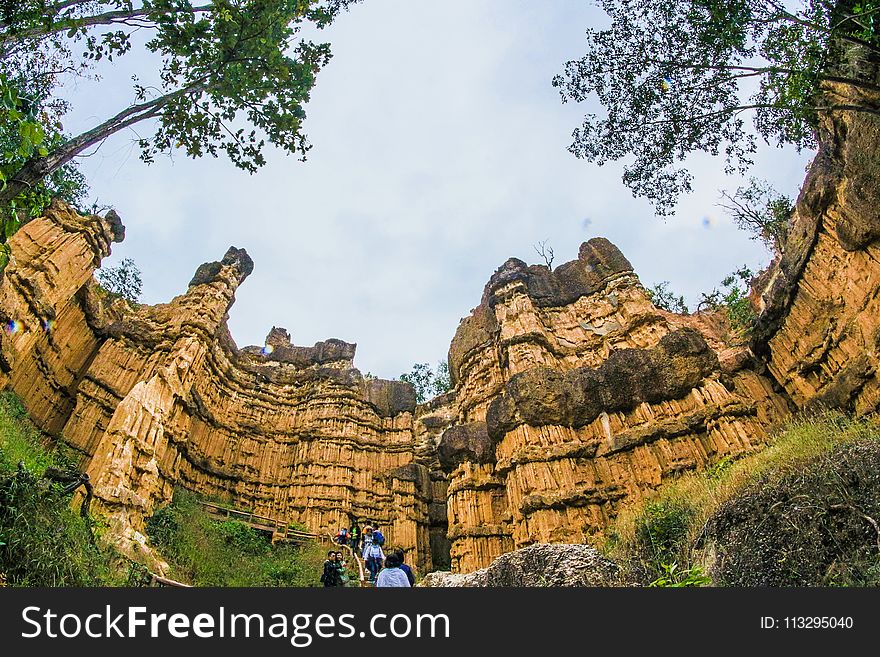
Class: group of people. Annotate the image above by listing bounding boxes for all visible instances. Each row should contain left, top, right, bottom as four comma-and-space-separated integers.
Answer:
320, 550, 350, 587
325, 520, 415, 588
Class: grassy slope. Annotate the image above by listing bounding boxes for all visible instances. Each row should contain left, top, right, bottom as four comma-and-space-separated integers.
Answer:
606, 412, 880, 586
0, 391, 325, 587
146, 489, 327, 587
0, 391, 117, 585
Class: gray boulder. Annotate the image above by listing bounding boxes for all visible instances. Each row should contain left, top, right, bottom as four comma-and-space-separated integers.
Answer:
420, 543, 629, 587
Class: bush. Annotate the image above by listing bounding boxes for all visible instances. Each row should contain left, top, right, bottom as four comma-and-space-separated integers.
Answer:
606, 412, 880, 586
0, 463, 112, 585
630, 500, 697, 583
146, 489, 325, 586
704, 439, 880, 586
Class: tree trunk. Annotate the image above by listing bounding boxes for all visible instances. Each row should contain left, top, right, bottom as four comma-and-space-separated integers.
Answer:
0, 82, 205, 206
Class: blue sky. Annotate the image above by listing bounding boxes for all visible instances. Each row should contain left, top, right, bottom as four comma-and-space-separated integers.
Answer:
61, 1, 814, 379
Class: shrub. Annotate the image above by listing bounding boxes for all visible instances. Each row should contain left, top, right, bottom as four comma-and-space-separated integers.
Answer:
0, 464, 111, 585
703, 439, 880, 586
630, 500, 697, 582
606, 412, 880, 586
146, 489, 324, 586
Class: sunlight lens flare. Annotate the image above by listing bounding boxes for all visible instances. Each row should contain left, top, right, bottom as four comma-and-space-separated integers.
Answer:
5, 320, 23, 334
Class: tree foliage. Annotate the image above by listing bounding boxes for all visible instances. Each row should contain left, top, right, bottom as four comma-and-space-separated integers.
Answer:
718, 177, 794, 254
96, 257, 142, 303
0, 72, 87, 270
645, 281, 689, 314
0, 1, 360, 207
554, 0, 880, 215
698, 265, 756, 335
400, 361, 451, 404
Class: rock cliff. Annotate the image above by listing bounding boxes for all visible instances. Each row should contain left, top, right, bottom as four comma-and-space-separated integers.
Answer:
751, 81, 880, 416
0, 206, 435, 571
439, 241, 790, 571
1, 80, 877, 575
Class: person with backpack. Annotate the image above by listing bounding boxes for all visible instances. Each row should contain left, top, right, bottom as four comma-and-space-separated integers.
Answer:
361, 526, 373, 558
320, 550, 340, 587
335, 527, 348, 546
376, 552, 410, 588
393, 548, 416, 587
349, 520, 360, 551
372, 525, 385, 548
363, 539, 384, 583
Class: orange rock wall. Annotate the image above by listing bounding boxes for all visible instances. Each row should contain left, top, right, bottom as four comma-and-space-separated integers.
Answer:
0, 204, 437, 573
4, 82, 878, 577
441, 244, 791, 571
752, 83, 880, 416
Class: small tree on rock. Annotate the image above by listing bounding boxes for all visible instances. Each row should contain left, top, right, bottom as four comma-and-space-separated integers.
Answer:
96, 257, 142, 303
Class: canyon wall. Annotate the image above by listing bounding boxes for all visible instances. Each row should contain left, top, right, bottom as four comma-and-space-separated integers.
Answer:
0, 80, 877, 574
751, 81, 880, 417
439, 242, 790, 571
0, 206, 437, 573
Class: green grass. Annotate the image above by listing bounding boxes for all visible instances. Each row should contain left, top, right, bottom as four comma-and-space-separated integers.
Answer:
0, 391, 122, 585
146, 489, 327, 587
0, 391, 326, 587
0, 391, 64, 473
605, 411, 880, 586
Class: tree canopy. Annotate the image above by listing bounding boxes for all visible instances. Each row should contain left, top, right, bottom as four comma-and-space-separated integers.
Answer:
96, 257, 143, 303
0, 0, 359, 210
400, 361, 451, 404
554, 0, 880, 215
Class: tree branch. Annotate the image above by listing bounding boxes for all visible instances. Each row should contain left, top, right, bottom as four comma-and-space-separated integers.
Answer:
1, 3, 215, 45
0, 78, 209, 204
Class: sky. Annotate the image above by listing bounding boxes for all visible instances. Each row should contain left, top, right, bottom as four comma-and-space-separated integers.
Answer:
60, 0, 815, 380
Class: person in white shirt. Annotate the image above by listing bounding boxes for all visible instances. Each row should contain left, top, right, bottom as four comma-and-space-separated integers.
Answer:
364, 538, 384, 582
361, 526, 373, 557
375, 553, 411, 587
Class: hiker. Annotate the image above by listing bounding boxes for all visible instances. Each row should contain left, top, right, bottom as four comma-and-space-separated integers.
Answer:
361, 525, 374, 557
320, 550, 340, 587
375, 553, 410, 588
335, 527, 348, 546
372, 524, 385, 548
335, 551, 350, 587
363, 538, 384, 583
394, 548, 416, 587
349, 520, 360, 551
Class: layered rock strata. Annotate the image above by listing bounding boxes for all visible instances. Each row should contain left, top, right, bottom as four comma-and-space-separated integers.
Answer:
440, 242, 790, 571
2, 79, 877, 576
751, 81, 880, 416
0, 205, 436, 572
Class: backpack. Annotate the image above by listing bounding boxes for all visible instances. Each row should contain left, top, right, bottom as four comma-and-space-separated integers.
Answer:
373, 530, 385, 546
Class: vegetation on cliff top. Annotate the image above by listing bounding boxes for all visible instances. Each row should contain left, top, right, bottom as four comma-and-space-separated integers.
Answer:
400, 361, 452, 403
607, 412, 880, 586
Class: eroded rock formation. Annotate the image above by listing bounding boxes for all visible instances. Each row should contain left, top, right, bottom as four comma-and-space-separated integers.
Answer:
751, 81, 880, 416
1, 79, 878, 575
0, 206, 435, 571
439, 241, 790, 571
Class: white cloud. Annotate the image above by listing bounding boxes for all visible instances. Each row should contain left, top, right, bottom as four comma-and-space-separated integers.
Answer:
63, 0, 814, 379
